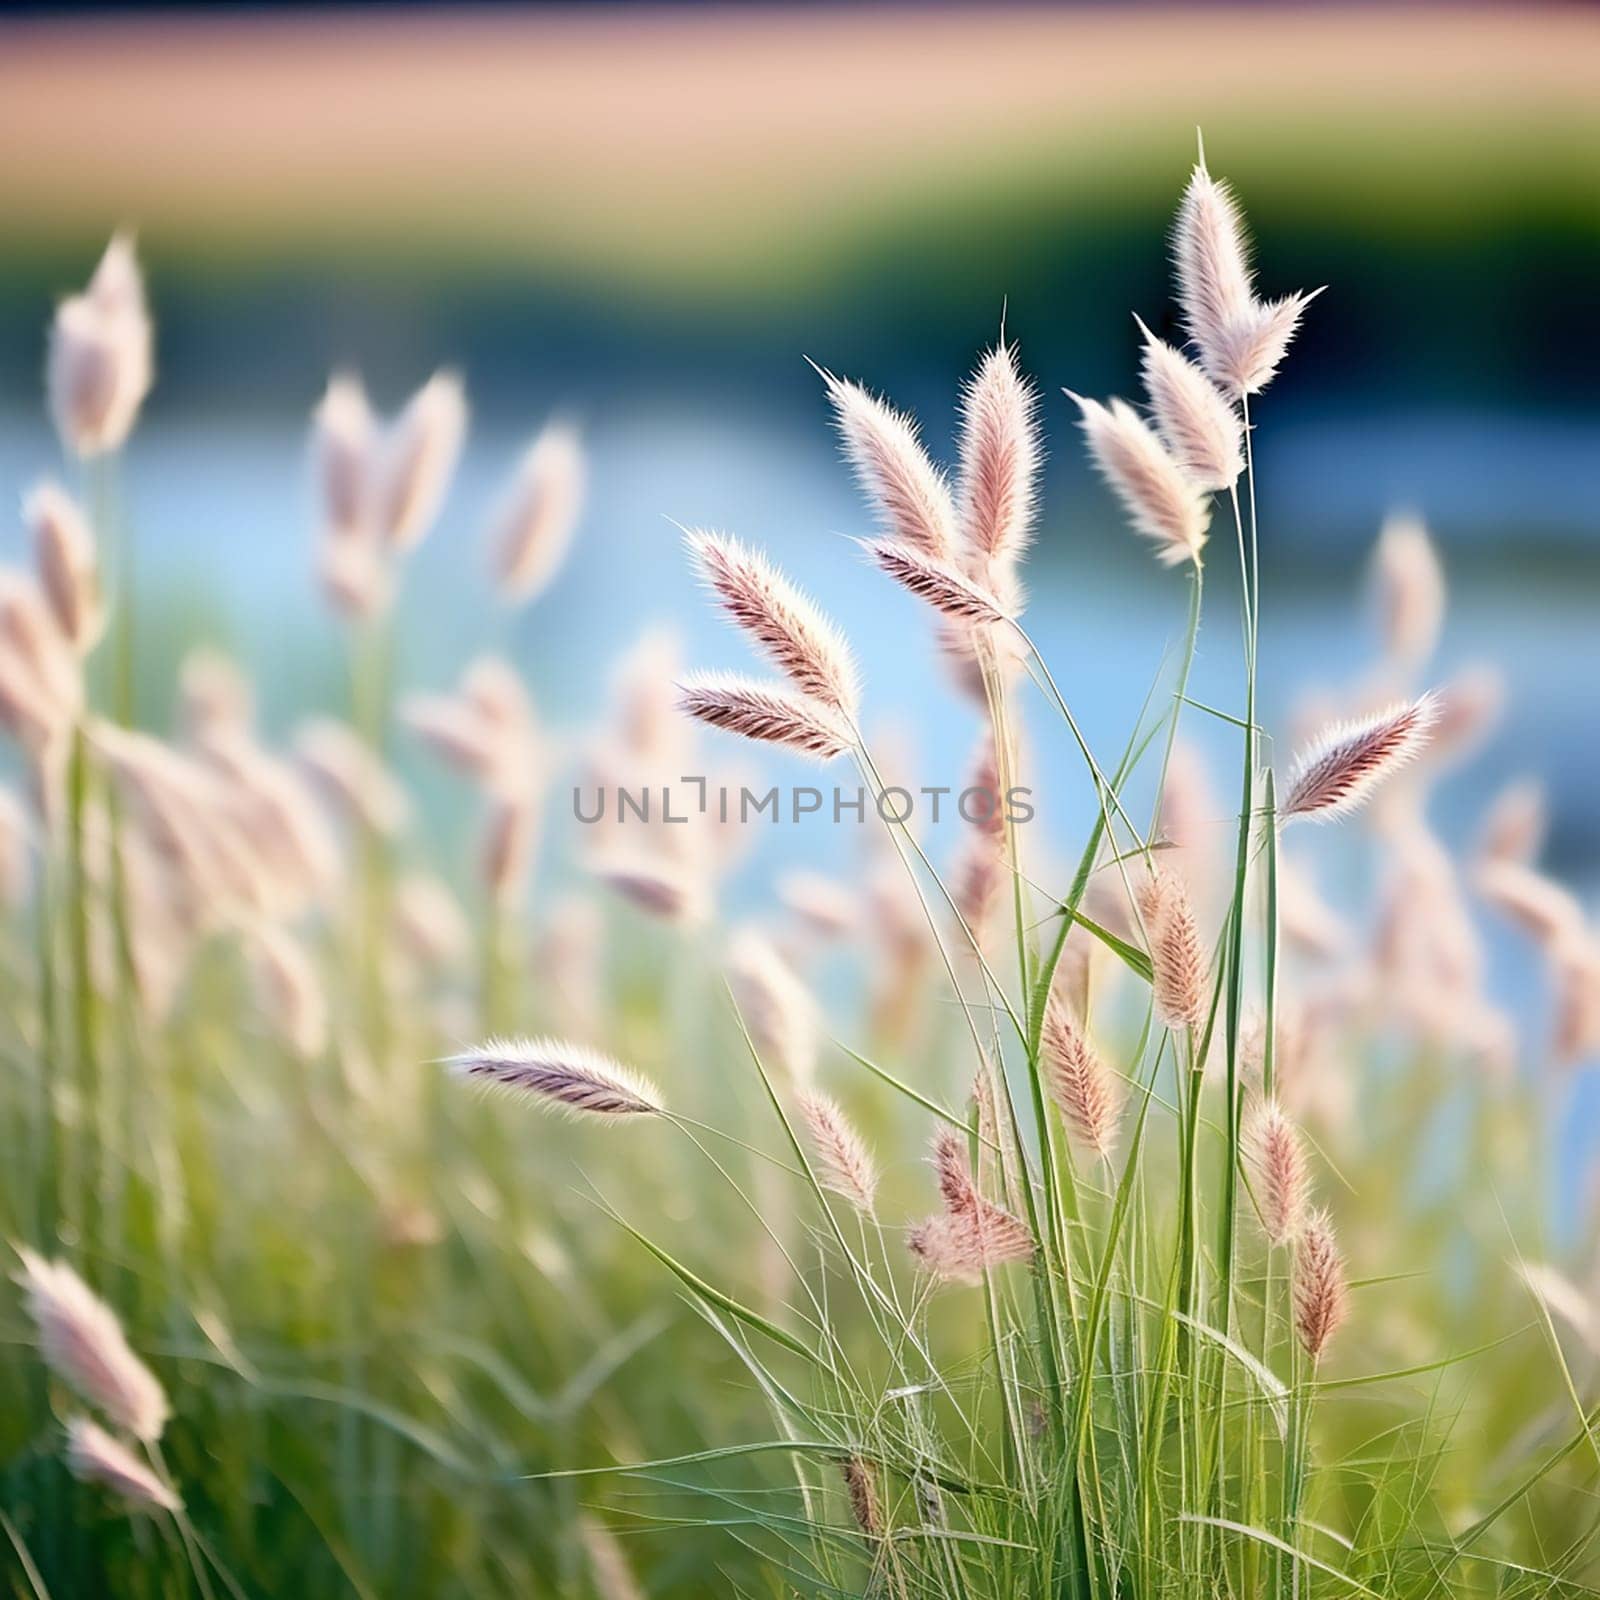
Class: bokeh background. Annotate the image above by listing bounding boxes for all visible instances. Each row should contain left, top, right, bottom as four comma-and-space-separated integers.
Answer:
2, 2, 1598, 1148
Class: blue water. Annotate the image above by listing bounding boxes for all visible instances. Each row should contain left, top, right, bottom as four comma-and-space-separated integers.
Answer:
1, 399, 1597, 1128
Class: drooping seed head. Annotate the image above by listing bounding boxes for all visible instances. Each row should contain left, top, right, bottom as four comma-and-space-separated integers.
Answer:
1134, 317, 1243, 491
1244, 1098, 1309, 1245
0, 570, 83, 742
15, 1250, 169, 1441
819, 367, 958, 563
65, 1417, 181, 1513
856, 537, 1011, 624
678, 672, 852, 761
957, 340, 1040, 589
907, 1200, 1034, 1284
492, 421, 586, 605
1070, 393, 1209, 568
686, 529, 859, 717
1281, 695, 1440, 824
777, 870, 858, 941
403, 692, 507, 789
1040, 999, 1121, 1157
376, 371, 467, 551
24, 481, 104, 653
1474, 859, 1586, 951
1293, 1209, 1349, 1359
448, 1037, 662, 1118
799, 1092, 877, 1214
840, 1455, 883, 1537
594, 858, 706, 924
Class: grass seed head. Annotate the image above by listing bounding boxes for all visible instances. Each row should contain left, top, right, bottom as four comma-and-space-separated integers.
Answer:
448, 1037, 663, 1118
15, 1250, 170, 1442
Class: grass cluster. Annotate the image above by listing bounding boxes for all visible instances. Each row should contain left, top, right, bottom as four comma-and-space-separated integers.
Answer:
2, 148, 1599, 1600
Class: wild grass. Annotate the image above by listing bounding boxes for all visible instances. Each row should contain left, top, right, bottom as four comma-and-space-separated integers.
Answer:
3, 146, 1600, 1599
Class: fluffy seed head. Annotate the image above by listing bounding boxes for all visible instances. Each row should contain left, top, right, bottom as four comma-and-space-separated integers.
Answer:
930, 1127, 980, 1214
492, 421, 586, 605
857, 538, 1011, 624
727, 927, 818, 1083
0, 571, 82, 745
479, 794, 538, 905
1174, 163, 1255, 381
393, 872, 470, 971
1209, 293, 1315, 398
909, 1130, 1034, 1282
1474, 859, 1585, 950
376, 371, 467, 550
1173, 162, 1312, 396
0, 784, 31, 909
778, 870, 858, 941
686, 529, 859, 717
1552, 938, 1600, 1067
1040, 999, 1120, 1158
1245, 1099, 1309, 1244
820, 369, 957, 562
25, 482, 104, 653
957, 340, 1040, 586
15, 1250, 169, 1441
1071, 394, 1209, 568
678, 673, 852, 761
403, 693, 507, 789
48, 235, 153, 458
294, 718, 411, 837
1476, 778, 1546, 869
907, 1203, 1035, 1284
1142, 870, 1207, 1031
799, 1093, 877, 1213
313, 374, 376, 536
1281, 695, 1439, 824
448, 1037, 662, 1118
193, 726, 341, 917
594, 858, 706, 924
317, 535, 392, 622
65, 1417, 181, 1513
1135, 317, 1243, 490
178, 646, 255, 741
1293, 1209, 1349, 1359
1372, 512, 1445, 673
